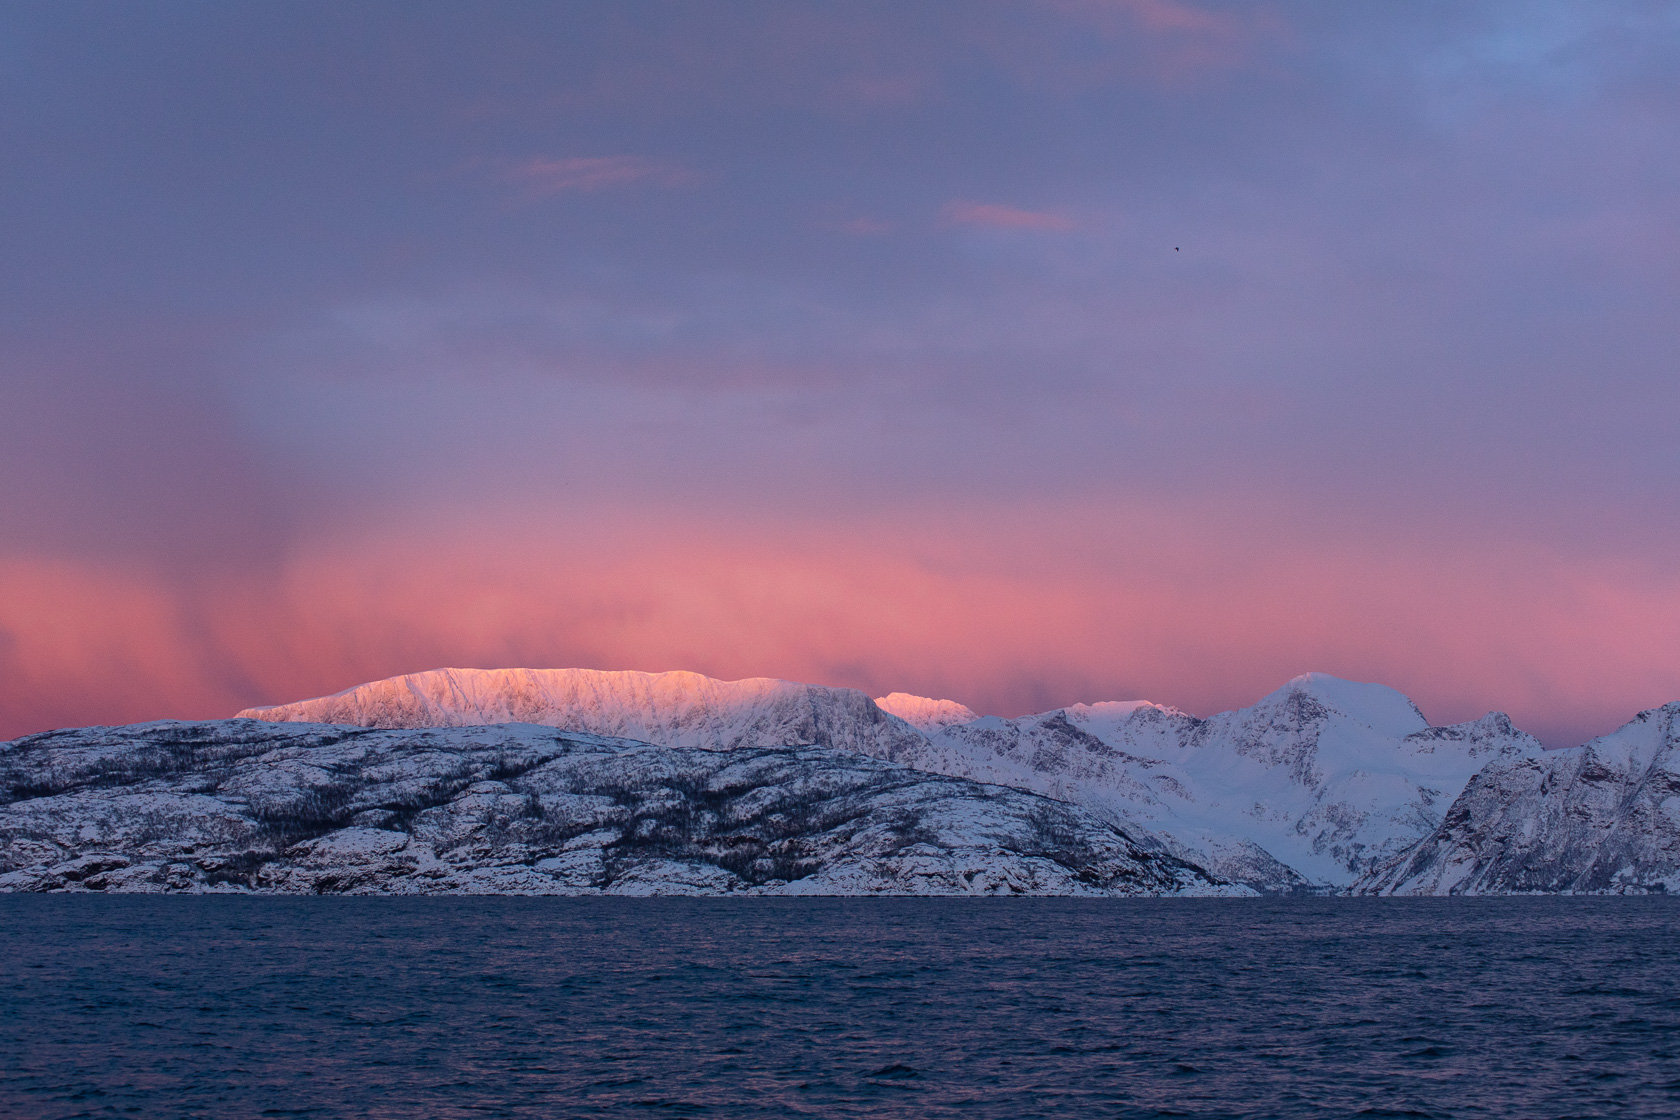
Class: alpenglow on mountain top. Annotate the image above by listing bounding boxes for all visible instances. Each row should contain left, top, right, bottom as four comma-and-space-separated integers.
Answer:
3, 668, 1675, 895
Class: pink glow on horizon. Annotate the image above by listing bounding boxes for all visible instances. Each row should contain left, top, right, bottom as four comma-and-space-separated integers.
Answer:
4, 507, 1678, 746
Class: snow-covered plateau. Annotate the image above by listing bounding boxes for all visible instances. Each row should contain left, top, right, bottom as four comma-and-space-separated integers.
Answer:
7, 666, 1676, 895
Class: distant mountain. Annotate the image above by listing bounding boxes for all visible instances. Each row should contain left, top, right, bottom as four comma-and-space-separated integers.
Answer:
874, 692, 977, 732
1355, 702, 1680, 895
240, 668, 930, 762
238, 667, 1547, 892
0, 721, 1229, 896
908, 674, 1544, 891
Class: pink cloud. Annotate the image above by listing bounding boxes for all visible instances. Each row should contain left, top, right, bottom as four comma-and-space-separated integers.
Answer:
942, 201, 1076, 231
1034, 0, 1280, 85
1109, 0, 1228, 34
1048, 0, 1234, 36
0, 559, 235, 735
501, 155, 694, 196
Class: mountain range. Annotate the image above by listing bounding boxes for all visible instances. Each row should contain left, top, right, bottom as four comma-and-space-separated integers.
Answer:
3, 667, 1674, 895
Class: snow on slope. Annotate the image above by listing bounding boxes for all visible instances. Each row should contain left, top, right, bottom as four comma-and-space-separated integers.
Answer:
1355, 702, 1680, 895
241, 667, 1546, 892
873, 693, 978, 732
914, 673, 1545, 890
241, 668, 929, 762
0, 721, 1229, 896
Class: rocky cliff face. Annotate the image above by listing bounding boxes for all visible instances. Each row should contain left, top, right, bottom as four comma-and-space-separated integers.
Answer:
0, 720, 1231, 896
1355, 703, 1680, 895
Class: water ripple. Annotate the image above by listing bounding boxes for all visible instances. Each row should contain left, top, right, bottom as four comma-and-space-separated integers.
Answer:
0, 897, 1677, 1118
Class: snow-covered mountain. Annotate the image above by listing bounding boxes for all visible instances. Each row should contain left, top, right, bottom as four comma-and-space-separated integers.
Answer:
0, 721, 1228, 896
21, 664, 1677, 894
240, 668, 930, 762
904, 674, 1544, 890
874, 692, 978, 732
240, 667, 1545, 892
1355, 702, 1680, 895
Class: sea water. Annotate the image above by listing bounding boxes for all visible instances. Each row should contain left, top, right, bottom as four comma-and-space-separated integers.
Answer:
1, 897, 1676, 1118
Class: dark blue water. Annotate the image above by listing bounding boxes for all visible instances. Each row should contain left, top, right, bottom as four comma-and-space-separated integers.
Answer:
2, 898, 1677, 1119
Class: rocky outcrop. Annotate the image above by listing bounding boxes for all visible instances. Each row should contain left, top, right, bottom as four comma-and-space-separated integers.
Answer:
0, 720, 1232, 896
1355, 703, 1680, 895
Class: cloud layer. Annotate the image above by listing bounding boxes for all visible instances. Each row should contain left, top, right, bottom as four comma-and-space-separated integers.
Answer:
3, 2, 1678, 742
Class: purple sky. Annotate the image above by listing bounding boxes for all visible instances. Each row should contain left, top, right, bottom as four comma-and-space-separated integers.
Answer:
3, 1, 1679, 744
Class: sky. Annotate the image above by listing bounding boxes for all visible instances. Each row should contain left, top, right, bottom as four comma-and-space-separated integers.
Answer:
2, 0, 1679, 745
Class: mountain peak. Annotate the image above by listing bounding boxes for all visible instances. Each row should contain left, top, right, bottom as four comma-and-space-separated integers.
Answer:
238, 667, 814, 727
1259, 672, 1429, 737
874, 693, 978, 732
236, 666, 930, 759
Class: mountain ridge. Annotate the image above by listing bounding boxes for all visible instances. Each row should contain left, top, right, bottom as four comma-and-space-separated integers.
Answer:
234, 666, 1556, 892
1355, 701, 1680, 894
14, 665, 1677, 894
